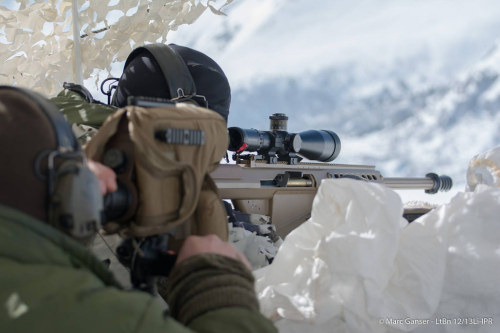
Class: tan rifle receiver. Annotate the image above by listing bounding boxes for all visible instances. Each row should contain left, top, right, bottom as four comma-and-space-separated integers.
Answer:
211, 157, 452, 237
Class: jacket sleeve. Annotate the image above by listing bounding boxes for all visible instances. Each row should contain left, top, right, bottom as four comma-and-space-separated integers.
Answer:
162, 254, 277, 333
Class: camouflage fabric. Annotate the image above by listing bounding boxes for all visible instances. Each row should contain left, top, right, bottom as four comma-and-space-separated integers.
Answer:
51, 89, 117, 145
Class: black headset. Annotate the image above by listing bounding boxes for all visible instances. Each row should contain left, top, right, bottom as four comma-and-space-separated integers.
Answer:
0, 86, 103, 242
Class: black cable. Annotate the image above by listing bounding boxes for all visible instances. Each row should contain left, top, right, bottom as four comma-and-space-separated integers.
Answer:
100, 78, 120, 105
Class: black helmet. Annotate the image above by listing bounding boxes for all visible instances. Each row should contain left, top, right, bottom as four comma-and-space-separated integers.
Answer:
112, 44, 231, 122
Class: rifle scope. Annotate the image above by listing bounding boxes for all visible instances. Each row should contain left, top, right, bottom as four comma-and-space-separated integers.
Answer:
228, 113, 341, 163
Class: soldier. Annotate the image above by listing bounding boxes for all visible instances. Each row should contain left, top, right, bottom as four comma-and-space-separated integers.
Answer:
51, 43, 231, 146
0, 86, 276, 332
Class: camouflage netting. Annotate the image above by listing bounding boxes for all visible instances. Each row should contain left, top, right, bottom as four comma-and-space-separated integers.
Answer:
0, 0, 232, 96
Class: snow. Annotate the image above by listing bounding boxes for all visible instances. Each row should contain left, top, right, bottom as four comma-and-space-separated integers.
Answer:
254, 146, 500, 332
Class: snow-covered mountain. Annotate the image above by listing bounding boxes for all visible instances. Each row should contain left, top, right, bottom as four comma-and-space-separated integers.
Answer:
340, 46, 500, 197
166, 0, 500, 203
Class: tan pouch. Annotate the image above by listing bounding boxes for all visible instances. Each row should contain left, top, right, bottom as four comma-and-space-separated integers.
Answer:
85, 103, 228, 240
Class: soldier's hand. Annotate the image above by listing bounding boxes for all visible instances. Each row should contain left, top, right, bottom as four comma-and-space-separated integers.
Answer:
87, 160, 118, 195
176, 235, 251, 270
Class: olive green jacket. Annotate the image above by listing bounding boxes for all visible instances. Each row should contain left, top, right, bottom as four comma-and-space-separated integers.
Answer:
0, 205, 276, 333
50, 89, 117, 145
51, 89, 116, 129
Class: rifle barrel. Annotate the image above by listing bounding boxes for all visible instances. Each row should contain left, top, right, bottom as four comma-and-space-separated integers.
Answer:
383, 173, 452, 193
382, 177, 435, 190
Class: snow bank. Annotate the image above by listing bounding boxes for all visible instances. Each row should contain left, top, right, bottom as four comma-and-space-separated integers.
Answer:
255, 146, 500, 333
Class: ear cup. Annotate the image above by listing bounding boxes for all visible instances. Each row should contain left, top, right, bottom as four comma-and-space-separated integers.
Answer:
49, 159, 104, 241
0, 85, 104, 241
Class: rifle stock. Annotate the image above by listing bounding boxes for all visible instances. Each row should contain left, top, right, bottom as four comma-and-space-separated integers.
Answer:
211, 158, 452, 237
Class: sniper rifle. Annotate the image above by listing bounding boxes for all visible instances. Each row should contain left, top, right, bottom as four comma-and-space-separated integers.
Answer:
211, 113, 452, 237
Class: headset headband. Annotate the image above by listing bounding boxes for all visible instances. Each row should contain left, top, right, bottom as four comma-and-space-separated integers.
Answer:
124, 44, 197, 100
0, 86, 78, 151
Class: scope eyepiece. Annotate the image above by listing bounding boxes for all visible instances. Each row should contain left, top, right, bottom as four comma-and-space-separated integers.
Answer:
228, 128, 272, 152
103, 180, 131, 222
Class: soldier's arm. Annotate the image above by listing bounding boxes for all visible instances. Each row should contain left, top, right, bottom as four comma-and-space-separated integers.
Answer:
162, 236, 277, 333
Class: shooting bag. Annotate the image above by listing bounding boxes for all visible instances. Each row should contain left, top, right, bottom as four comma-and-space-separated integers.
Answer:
85, 102, 229, 244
